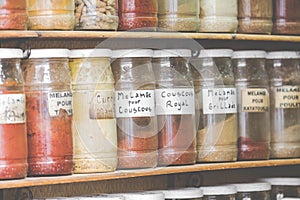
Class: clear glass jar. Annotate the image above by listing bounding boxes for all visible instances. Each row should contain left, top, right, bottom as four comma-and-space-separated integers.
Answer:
201, 185, 237, 200
234, 182, 271, 200
118, 0, 158, 31
23, 49, 73, 176
0, 49, 27, 180
199, 0, 238, 33
26, 0, 75, 30
75, 0, 118, 30
161, 187, 203, 200
152, 49, 196, 166
121, 192, 164, 200
259, 177, 300, 200
273, 0, 300, 35
232, 51, 270, 161
69, 49, 117, 174
111, 49, 158, 169
0, 0, 27, 29
237, 0, 273, 34
191, 49, 237, 163
157, 0, 200, 32
266, 51, 300, 159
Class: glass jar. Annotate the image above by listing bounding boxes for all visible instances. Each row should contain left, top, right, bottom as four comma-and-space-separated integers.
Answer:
232, 51, 270, 161
199, 0, 238, 33
121, 192, 164, 200
191, 49, 237, 163
26, 0, 75, 30
0, 49, 27, 180
118, 0, 158, 31
157, 0, 200, 32
152, 49, 196, 166
69, 49, 117, 174
259, 177, 300, 200
0, 0, 27, 29
111, 49, 158, 169
74, 0, 118, 30
266, 51, 300, 159
201, 185, 237, 200
161, 187, 203, 200
23, 49, 73, 176
237, 0, 273, 34
234, 182, 271, 200
273, 0, 300, 35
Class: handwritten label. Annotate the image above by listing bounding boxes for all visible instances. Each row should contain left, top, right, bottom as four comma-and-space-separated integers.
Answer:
90, 90, 115, 119
155, 88, 195, 115
274, 86, 300, 108
47, 91, 73, 117
0, 94, 25, 124
115, 90, 155, 118
202, 88, 237, 114
242, 88, 269, 112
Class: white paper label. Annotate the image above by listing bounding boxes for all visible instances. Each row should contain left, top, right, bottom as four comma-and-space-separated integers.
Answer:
89, 90, 115, 119
155, 88, 195, 115
0, 94, 25, 124
242, 88, 269, 112
47, 91, 73, 117
274, 86, 300, 108
202, 88, 237, 114
115, 90, 155, 118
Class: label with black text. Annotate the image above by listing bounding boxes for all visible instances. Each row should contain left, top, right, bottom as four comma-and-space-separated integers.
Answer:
0, 94, 26, 124
242, 88, 269, 112
90, 90, 115, 119
274, 86, 300, 108
47, 91, 73, 117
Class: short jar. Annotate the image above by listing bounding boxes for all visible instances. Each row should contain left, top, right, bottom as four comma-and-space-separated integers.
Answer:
237, 0, 273, 34
23, 49, 73, 176
26, 0, 75, 30
161, 187, 203, 200
266, 51, 300, 159
111, 49, 158, 169
232, 51, 270, 161
157, 0, 200, 32
233, 182, 271, 200
199, 0, 238, 33
0, 0, 27, 29
69, 49, 117, 174
201, 185, 237, 200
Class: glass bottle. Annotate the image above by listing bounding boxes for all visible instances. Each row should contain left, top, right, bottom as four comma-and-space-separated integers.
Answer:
234, 182, 271, 200
201, 185, 237, 200
0, 0, 27, 29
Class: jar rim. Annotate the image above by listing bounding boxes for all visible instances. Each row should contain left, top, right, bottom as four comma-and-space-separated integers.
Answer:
266, 51, 300, 59
29, 49, 70, 58
70, 49, 112, 58
258, 177, 300, 186
232, 51, 266, 59
198, 49, 233, 58
112, 49, 153, 58
160, 187, 203, 198
0, 48, 23, 58
153, 49, 191, 58
201, 185, 237, 195
232, 182, 271, 192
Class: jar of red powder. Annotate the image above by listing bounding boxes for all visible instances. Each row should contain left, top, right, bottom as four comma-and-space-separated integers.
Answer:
23, 49, 73, 176
0, 0, 27, 29
0, 48, 28, 180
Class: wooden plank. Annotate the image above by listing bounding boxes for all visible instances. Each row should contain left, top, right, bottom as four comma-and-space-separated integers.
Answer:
0, 31, 37, 38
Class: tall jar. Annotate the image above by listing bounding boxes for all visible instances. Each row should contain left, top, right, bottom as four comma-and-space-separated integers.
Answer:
0, 49, 27, 180
191, 49, 237, 163
199, 0, 238, 33
69, 49, 117, 174
273, 0, 300, 35
266, 51, 300, 159
161, 187, 203, 200
118, 0, 158, 31
111, 49, 158, 169
23, 49, 73, 176
157, 0, 200, 32
152, 49, 196, 166
234, 182, 271, 200
75, 0, 118, 30
232, 51, 270, 161
0, 0, 27, 29
26, 0, 75, 30
237, 0, 273, 34
201, 185, 237, 200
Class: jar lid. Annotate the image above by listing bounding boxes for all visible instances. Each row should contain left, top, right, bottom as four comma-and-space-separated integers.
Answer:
70, 49, 112, 58
112, 49, 153, 58
78, 194, 125, 199
259, 177, 300, 186
266, 51, 300, 59
29, 49, 70, 58
201, 185, 237, 195
198, 49, 233, 58
0, 48, 24, 58
120, 192, 164, 200
161, 187, 203, 198
232, 182, 271, 192
282, 198, 300, 200
232, 51, 267, 59
153, 49, 191, 58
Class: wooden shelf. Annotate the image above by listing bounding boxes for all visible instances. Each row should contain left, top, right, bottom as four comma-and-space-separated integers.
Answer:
0, 159, 299, 190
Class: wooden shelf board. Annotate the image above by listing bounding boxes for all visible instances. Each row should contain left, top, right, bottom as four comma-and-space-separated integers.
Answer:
0, 159, 299, 189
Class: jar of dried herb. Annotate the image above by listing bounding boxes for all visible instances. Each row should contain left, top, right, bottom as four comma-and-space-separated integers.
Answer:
0, 0, 27, 30
23, 49, 73, 176
26, 0, 75, 30
69, 49, 117, 174
190, 49, 238, 163
201, 185, 237, 200
157, 0, 200, 32
234, 182, 271, 200
161, 187, 203, 200
111, 49, 158, 169
232, 51, 270, 161
152, 49, 196, 166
